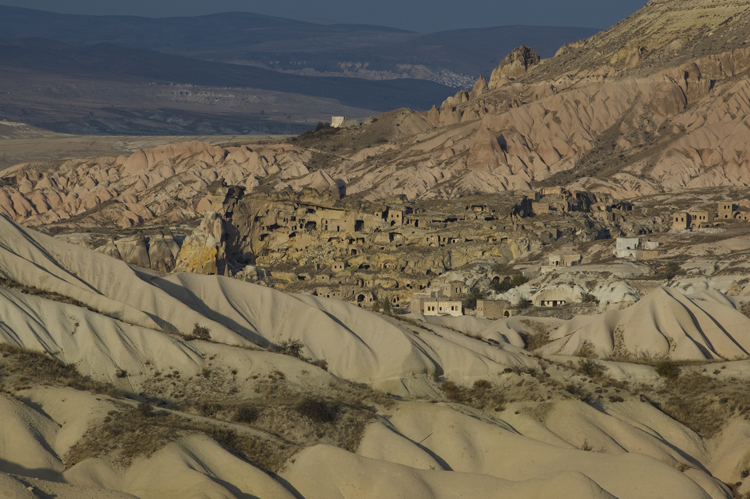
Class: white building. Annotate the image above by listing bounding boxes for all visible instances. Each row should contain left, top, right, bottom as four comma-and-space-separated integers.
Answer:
423, 301, 463, 317
613, 237, 659, 259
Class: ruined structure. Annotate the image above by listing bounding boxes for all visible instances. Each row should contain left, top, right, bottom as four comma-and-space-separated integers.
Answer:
207, 186, 626, 308
514, 187, 633, 220
541, 254, 582, 273
476, 299, 513, 319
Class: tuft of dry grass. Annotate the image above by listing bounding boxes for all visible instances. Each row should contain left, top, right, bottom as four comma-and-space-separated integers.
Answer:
0, 277, 90, 309
0, 343, 119, 397
441, 379, 506, 411
65, 404, 297, 472
656, 373, 750, 438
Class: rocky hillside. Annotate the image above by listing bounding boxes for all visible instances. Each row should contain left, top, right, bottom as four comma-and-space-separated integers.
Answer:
4, 200, 750, 499
5, 0, 750, 220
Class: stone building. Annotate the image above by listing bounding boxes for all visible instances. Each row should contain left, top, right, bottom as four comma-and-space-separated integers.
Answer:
718, 201, 736, 219
542, 254, 582, 273
411, 288, 443, 313
476, 299, 512, 319
672, 210, 713, 230
534, 289, 574, 307
440, 281, 469, 298
423, 301, 464, 317
613, 237, 660, 259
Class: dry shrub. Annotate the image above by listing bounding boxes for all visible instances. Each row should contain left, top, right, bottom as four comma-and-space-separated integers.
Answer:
295, 397, 339, 423
441, 381, 462, 401
311, 359, 328, 371
658, 374, 743, 438
577, 359, 607, 379
440, 380, 505, 411
565, 383, 590, 401
0, 343, 119, 397
277, 339, 304, 358
654, 360, 680, 379
190, 324, 211, 341
0, 277, 90, 309
519, 331, 551, 351
233, 404, 260, 424
576, 340, 597, 358
65, 405, 296, 472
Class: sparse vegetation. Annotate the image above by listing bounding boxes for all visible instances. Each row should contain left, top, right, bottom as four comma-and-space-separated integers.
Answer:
0, 343, 119, 397
664, 261, 681, 280
0, 277, 94, 312
295, 397, 339, 423
581, 293, 599, 304
311, 359, 329, 371
575, 340, 597, 358
191, 323, 211, 341
382, 300, 392, 315
577, 359, 607, 379
277, 339, 304, 358
519, 331, 551, 351
65, 404, 297, 472
517, 298, 532, 310
440, 379, 506, 411
654, 360, 680, 379
491, 274, 528, 293
233, 404, 260, 424
463, 288, 484, 309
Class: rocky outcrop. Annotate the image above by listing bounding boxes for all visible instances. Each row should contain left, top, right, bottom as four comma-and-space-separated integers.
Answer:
115, 236, 151, 268
148, 234, 180, 272
489, 46, 540, 86
174, 212, 226, 275
96, 238, 121, 260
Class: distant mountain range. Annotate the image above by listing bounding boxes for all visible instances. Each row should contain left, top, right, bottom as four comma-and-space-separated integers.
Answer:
0, 5, 598, 135
0, 6, 597, 82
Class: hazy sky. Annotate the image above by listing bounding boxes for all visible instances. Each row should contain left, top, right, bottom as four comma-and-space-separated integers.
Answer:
0, 0, 647, 32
